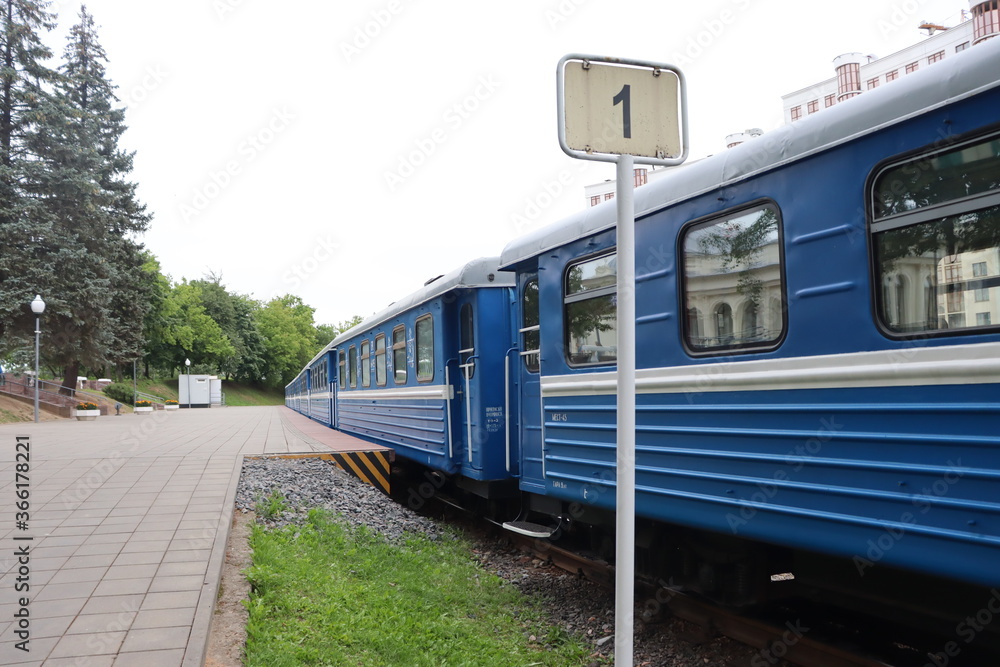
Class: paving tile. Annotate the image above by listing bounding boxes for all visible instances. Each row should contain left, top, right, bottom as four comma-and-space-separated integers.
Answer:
93, 577, 151, 597
140, 590, 201, 611
66, 611, 136, 635
62, 553, 118, 569
155, 561, 206, 577
130, 607, 195, 630
30, 614, 75, 639
80, 594, 144, 616
0, 636, 58, 663
112, 551, 163, 566
34, 580, 99, 601
104, 563, 159, 580
74, 542, 125, 556
31, 597, 87, 620
119, 625, 191, 653
48, 565, 109, 584
48, 629, 125, 658
120, 539, 172, 553
112, 648, 185, 666
148, 575, 204, 593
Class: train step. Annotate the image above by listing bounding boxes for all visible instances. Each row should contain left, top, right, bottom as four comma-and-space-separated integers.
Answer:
502, 520, 556, 538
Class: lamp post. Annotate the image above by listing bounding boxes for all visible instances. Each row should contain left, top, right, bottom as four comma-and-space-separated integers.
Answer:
30, 295, 45, 423
185, 358, 191, 409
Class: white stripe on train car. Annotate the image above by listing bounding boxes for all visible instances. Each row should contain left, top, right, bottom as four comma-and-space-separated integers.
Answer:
541, 341, 1000, 397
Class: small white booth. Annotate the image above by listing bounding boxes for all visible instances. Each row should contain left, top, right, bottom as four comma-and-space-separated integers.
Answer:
178, 374, 221, 408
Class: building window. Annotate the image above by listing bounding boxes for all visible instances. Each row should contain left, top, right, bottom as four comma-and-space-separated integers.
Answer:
360, 340, 371, 388
790, 105, 802, 121
634, 168, 648, 187
392, 325, 407, 384
807, 100, 819, 114
973, 0, 1000, 43
348, 345, 357, 388
338, 350, 346, 389
928, 50, 945, 64
905, 61, 919, 74
604, 193, 614, 201
978, 312, 993, 326
956, 42, 970, 52
590, 195, 601, 207
374, 334, 387, 386
973, 261, 988, 277
975, 288, 990, 302
871, 133, 1000, 335
565, 252, 617, 366
682, 204, 785, 353
415, 315, 434, 382
836, 61, 861, 99
824, 94, 836, 108
886, 69, 899, 82
867, 77, 880, 90
521, 279, 540, 372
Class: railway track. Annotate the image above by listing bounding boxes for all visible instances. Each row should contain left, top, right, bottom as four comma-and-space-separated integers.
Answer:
414, 488, 999, 667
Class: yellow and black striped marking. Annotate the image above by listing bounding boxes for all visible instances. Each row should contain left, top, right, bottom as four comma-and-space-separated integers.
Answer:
248, 451, 391, 495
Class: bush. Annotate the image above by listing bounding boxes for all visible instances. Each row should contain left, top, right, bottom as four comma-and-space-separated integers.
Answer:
102, 382, 135, 406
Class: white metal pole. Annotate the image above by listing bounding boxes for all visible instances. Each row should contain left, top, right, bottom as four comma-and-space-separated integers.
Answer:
614, 153, 636, 666
33, 316, 40, 424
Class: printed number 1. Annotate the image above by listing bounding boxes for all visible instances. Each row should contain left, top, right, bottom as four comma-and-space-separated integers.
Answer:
613, 84, 631, 139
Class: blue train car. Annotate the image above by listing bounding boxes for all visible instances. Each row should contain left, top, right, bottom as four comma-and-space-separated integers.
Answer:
500, 39, 1000, 597
307, 350, 334, 425
285, 371, 308, 415
330, 258, 517, 481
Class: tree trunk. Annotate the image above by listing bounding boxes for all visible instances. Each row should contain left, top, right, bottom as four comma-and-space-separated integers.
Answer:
61, 361, 80, 395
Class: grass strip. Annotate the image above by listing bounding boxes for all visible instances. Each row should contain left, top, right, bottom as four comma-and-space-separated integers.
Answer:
245, 508, 596, 666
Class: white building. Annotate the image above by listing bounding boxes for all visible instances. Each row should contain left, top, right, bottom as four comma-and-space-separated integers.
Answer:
782, 1, 999, 124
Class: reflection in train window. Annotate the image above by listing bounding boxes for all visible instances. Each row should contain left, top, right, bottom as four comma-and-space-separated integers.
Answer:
521, 279, 540, 372
360, 340, 371, 388
564, 253, 617, 366
375, 334, 387, 386
872, 134, 1000, 335
392, 325, 407, 384
416, 315, 434, 382
682, 204, 785, 353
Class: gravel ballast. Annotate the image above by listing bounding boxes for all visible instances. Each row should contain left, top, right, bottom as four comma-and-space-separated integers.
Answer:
236, 455, 772, 666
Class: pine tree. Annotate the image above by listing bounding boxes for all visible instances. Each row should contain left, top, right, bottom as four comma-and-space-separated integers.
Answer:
0, 0, 60, 348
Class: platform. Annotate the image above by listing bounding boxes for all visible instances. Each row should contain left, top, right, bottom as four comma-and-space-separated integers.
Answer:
0, 405, 390, 665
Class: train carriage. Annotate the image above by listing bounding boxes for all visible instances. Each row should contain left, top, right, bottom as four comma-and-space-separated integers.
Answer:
329, 258, 518, 481
500, 37, 1000, 604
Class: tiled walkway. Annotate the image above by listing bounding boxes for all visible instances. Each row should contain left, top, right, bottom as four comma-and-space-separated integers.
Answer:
0, 405, 386, 666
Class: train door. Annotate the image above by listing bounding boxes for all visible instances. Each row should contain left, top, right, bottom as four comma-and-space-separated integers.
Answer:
517, 276, 545, 492
328, 354, 336, 428
456, 299, 480, 470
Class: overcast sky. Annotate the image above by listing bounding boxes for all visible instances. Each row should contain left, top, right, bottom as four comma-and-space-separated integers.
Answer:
49, 0, 968, 326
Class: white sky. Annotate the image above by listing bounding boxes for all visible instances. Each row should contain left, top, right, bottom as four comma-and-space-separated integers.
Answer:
50, 0, 968, 326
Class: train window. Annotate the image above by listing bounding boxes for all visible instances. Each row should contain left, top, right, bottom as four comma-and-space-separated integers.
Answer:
375, 334, 387, 386
522, 279, 540, 372
392, 325, 407, 384
338, 350, 346, 390
681, 204, 785, 353
460, 304, 475, 380
360, 340, 371, 387
564, 252, 618, 366
415, 315, 434, 382
348, 345, 357, 388
871, 134, 1000, 335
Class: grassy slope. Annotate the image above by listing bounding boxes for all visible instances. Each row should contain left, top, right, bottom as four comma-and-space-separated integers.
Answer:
102, 377, 284, 406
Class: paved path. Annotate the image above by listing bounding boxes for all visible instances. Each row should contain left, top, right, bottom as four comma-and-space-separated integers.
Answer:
0, 405, 385, 666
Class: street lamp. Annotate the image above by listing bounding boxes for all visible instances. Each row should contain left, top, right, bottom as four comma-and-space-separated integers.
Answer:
185, 358, 191, 409
30, 295, 45, 423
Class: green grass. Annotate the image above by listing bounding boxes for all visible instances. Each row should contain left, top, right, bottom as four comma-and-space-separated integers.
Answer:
245, 510, 598, 667
92, 377, 284, 406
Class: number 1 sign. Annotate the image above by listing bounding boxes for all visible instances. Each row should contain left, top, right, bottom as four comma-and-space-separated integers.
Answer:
557, 55, 687, 165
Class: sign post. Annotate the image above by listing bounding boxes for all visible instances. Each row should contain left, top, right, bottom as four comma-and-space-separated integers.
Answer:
557, 54, 687, 667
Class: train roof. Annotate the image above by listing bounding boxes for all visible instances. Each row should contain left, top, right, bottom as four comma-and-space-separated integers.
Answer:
303, 257, 514, 368
499, 37, 1000, 270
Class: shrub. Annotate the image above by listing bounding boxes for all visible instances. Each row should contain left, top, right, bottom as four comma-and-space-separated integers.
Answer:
103, 382, 135, 406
